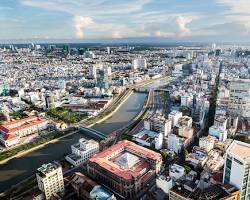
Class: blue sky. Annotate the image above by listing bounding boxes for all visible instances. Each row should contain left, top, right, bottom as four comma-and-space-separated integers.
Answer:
1, 0, 250, 42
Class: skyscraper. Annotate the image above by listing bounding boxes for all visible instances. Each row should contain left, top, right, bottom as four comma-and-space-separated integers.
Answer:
223, 140, 250, 200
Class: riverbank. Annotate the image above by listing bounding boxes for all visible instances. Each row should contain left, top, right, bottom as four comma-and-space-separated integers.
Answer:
0, 129, 78, 165
88, 89, 133, 127
0, 90, 133, 165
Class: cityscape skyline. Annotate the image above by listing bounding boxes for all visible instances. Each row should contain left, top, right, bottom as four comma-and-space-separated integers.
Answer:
1, 0, 250, 42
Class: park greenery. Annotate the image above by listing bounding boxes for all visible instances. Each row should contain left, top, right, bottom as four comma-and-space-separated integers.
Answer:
46, 107, 87, 123
10, 112, 28, 119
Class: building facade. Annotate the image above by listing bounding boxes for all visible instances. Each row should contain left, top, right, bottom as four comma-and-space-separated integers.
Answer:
65, 138, 99, 166
223, 140, 250, 200
0, 116, 48, 138
36, 162, 64, 200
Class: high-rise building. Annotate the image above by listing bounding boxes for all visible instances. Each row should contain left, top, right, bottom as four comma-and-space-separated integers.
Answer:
87, 140, 162, 199
89, 65, 97, 79
107, 46, 111, 54
223, 140, 250, 200
132, 58, 147, 70
228, 79, 250, 118
36, 162, 64, 200
97, 69, 109, 89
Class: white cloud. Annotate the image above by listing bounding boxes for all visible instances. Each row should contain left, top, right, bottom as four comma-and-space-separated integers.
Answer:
176, 16, 192, 37
73, 16, 94, 39
216, 0, 250, 32
154, 30, 174, 38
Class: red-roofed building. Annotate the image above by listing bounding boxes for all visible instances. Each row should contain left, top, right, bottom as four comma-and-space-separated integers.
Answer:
87, 140, 162, 199
0, 133, 20, 147
0, 116, 49, 138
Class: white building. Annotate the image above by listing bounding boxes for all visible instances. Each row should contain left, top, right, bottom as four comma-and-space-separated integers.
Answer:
36, 162, 64, 200
0, 133, 20, 147
209, 125, 227, 141
132, 129, 163, 150
169, 164, 185, 180
172, 64, 183, 77
199, 136, 216, 152
168, 111, 183, 128
132, 58, 147, 70
66, 138, 99, 166
168, 134, 184, 154
144, 114, 172, 137
223, 140, 250, 200
228, 79, 250, 118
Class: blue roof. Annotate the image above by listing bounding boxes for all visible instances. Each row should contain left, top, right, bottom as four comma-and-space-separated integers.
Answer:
90, 185, 114, 200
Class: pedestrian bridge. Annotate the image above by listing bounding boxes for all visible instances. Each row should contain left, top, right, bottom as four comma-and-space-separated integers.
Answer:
79, 126, 107, 140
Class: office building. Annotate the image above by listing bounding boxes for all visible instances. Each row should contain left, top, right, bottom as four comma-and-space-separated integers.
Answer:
87, 140, 162, 199
223, 140, 250, 200
36, 162, 64, 200
66, 138, 99, 166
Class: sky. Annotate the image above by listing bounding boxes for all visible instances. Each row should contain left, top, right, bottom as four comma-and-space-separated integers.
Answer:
1, 0, 250, 42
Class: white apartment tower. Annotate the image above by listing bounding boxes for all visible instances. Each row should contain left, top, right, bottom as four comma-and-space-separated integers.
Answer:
223, 140, 250, 200
36, 162, 64, 200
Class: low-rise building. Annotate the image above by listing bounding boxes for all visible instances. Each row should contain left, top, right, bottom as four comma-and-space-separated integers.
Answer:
0, 116, 48, 138
199, 136, 216, 152
209, 125, 228, 141
0, 133, 20, 147
66, 138, 99, 166
87, 140, 162, 199
169, 164, 185, 180
132, 129, 163, 150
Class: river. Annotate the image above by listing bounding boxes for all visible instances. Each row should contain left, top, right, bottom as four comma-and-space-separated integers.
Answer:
0, 92, 147, 192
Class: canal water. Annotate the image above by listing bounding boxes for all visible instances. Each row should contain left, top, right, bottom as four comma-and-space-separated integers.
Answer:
0, 92, 147, 192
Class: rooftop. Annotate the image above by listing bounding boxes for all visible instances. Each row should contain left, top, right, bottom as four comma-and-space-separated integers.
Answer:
90, 185, 114, 200
0, 116, 47, 134
227, 140, 250, 161
89, 140, 162, 180
37, 161, 61, 177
